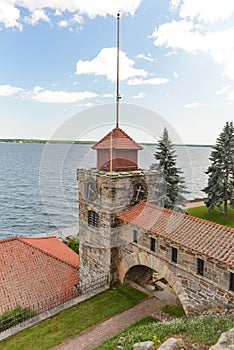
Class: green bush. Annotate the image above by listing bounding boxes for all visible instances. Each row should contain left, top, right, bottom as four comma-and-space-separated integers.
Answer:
0, 306, 37, 332
67, 236, 79, 253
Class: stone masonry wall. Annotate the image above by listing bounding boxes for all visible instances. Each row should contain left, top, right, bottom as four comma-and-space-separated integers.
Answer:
116, 224, 234, 317
77, 168, 159, 286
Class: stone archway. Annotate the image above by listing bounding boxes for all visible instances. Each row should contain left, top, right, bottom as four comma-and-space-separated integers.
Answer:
124, 264, 179, 305
125, 265, 153, 285
119, 251, 192, 317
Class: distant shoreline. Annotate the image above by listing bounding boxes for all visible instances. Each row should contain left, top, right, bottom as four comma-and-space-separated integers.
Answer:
0, 139, 213, 147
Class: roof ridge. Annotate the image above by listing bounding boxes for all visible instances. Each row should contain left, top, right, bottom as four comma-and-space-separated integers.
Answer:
114, 126, 142, 147
22, 236, 57, 240
140, 201, 234, 232
0, 236, 18, 244
92, 126, 142, 150
17, 236, 78, 269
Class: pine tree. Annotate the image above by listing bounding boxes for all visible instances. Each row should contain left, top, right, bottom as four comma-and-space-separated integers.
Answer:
203, 121, 234, 217
151, 127, 188, 212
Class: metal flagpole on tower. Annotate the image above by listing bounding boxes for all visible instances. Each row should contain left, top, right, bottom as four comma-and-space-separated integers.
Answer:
110, 130, 113, 173
116, 12, 120, 128
110, 13, 121, 173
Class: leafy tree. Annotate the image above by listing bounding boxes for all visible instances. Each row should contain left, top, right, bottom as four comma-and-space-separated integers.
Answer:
67, 236, 79, 254
203, 121, 234, 217
151, 127, 188, 212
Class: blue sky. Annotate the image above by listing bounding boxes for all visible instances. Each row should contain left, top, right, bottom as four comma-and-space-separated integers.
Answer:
0, 0, 234, 144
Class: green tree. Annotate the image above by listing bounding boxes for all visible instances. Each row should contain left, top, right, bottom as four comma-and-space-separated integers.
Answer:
67, 236, 79, 254
203, 121, 234, 217
151, 127, 188, 212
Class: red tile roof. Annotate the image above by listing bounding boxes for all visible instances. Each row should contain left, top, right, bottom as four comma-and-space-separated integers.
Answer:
0, 236, 79, 314
92, 126, 143, 150
20, 236, 78, 268
118, 201, 234, 267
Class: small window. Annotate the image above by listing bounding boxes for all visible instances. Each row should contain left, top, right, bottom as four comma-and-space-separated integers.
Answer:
133, 230, 138, 243
230, 272, 234, 292
172, 247, 178, 263
88, 210, 99, 228
197, 258, 204, 276
150, 237, 156, 252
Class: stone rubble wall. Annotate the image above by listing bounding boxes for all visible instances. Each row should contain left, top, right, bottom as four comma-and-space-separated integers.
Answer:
133, 328, 234, 349
78, 168, 158, 287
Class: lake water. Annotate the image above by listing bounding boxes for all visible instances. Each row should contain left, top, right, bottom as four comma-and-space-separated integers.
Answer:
0, 143, 212, 239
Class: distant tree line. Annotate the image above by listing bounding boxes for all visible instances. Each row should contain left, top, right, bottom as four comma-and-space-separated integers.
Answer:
0, 139, 95, 144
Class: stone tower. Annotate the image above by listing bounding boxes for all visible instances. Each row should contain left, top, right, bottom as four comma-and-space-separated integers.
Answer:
77, 126, 158, 286
77, 13, 158, 287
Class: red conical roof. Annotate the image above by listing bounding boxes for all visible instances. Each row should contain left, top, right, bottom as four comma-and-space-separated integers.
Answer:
92, 126, 142, 150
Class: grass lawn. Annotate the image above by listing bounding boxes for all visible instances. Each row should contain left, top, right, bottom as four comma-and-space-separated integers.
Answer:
187, 204, 234, 228
160, 304, 185, 318
0, 285, 147, 350
95, 315, 234, 349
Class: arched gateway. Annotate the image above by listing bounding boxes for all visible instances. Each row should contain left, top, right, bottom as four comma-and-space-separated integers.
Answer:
119, 252, 190, 315
119, 252, 190, 314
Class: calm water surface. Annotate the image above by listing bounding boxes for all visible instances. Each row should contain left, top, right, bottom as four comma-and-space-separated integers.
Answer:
0, 143, 211, 239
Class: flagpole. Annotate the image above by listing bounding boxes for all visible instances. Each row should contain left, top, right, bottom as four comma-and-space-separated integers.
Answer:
110, 130, 113, 173
116, 13, 120, 128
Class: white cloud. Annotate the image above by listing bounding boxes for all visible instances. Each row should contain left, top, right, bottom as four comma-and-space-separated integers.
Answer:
151, 20, 234, 79
151, 20, 204, 53
29, 88, 98, 103
33, 85, 44, 92
136, 53, 154, 62
76, 47, 148, 81
210, 47, 234, 80
170, 0, 181, 11
18, 0, 142, 17
0, 0, 142, 29
173, 71, 178, 78
0, 83, 98, 103
165, 50, 177, 57
0, 84, 23, 96
102, 93, 114, 98
184, 102, 206, 108
179, 0, 234, 23
25, 9, 50, 25
58, 13, 83, 29
58, 20, 68, 28
227, 90, 234, 100
127, 77, 170, 85
216, 85, 232, 95
132, 92, 146, 99
77, 102, 94, 107
55, 9, 62, 16
0, 1, 22, 30
72, 13, 83, 24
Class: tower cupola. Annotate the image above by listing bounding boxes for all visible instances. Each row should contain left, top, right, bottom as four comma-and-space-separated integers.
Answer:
92, 126, 142, 171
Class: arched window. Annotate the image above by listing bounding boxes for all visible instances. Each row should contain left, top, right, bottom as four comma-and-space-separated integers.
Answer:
88, 210, 99, 229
